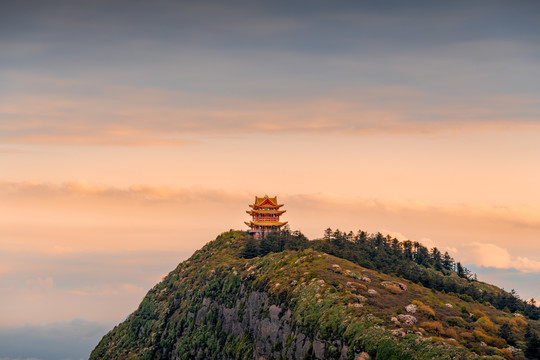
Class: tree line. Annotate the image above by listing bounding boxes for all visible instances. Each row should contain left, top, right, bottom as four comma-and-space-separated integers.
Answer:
241, 227, 540, 321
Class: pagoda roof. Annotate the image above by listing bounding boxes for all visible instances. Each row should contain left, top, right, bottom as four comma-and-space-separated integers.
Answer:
256, 195, 277, 205
246, 209, 286, 215
250, 195, 283, 207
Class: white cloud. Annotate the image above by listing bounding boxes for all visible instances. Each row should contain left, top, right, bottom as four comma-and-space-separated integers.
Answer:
527, 297, 540, 306
380, 229, 409, 241
466, 242, 540, 273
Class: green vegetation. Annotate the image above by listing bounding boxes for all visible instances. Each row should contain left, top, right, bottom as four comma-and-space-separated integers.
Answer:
91, 230, 540, 360
245, 227, 539, 321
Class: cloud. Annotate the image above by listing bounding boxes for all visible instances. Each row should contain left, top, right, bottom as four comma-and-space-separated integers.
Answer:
4, 181, 540, 232
0, 148, 27, 154
0, 180, 247, 204
466, 242, 540, 273
0, 264, 11, 275
0, 248, 189, 326
45, 245, 73, 255
1, 68, 540, 147
25, 277, 54, 293
1, 1, 539, 146
380, 229, 409, 241
287, 192, 540, 231
67, 283, 144, 297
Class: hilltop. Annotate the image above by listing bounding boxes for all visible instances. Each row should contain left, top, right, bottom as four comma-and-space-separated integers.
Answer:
90, 230, 540, 360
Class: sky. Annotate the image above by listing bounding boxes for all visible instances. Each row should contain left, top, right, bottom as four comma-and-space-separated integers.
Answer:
1, 1, 540, 359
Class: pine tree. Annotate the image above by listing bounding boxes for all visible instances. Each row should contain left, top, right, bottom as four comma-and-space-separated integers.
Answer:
323, 228, 333, 240
402, 240, 413, 260
525, 325, 540, 359
456, 262, 470, 279
442, 251, 454, 271
497, 322, 515, 346
241, 238, 259, 259
259, 235, 274, 256
431, 247, 443, 270
414, 243, 429, 266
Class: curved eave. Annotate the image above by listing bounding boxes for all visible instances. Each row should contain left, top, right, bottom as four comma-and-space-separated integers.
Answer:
249, 204, 284, 209
246, 210, 286, 215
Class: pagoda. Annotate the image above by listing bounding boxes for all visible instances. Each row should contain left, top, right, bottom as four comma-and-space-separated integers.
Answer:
245, 195, 287, 239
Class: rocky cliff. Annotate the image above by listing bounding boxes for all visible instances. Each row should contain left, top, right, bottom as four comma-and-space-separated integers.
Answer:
90, 231, 536, 360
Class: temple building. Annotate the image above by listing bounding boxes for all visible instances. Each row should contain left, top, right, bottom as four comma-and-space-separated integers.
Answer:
245, 195, 288, 239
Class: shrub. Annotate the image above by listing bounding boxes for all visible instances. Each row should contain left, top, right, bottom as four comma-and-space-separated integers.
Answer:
444, 338, 460, 347
471, 309, 486, 320
346, 281, 367, 292
473, 329, 489, 342
458, 294, 474, 303
386, 285, 403, 295
446, 316, 469, 328
509, 316, 527, 330
420, 321, 444, 335
473, 329, 506, 348
488, 337, 506, 348
460, 331, 475, 342
498, 347, 514, 359
412, 300, 436, 318
477, 316, 498, 334
445, 327, 460, 341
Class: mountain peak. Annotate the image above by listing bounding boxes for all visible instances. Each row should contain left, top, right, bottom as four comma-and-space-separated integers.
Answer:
90, 230, 540, 360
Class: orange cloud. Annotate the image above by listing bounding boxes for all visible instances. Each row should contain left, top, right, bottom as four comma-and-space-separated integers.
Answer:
287, 193, 540, 231
2, 181, 540, 259
0, 148, 27, 154
0, 180, 247, 203
45, 245, 74, 255
0, 264, 11, 275
3, 181, 540, 228
3, 181, 540, 231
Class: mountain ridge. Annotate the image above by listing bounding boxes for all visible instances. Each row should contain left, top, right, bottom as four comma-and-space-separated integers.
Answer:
90, 230, 540, 360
